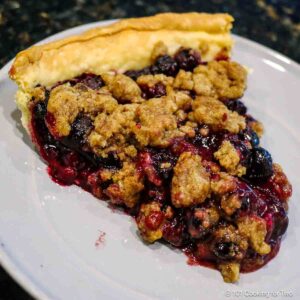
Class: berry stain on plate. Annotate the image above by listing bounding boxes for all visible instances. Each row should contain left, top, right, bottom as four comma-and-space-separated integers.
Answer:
94, 230, 106, 248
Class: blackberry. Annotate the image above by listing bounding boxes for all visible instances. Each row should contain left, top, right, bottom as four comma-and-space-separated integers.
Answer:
226, 100, 247, 115
152, 55, 178, 77
68, 115, 93, 147
213, 242, 237, 260
124, 67, 152, 80
246, 147, 273, 180
174, 48, 201, 71
240, 129, 260, 148
72, 73, 104, 89
140, 83, 166, 99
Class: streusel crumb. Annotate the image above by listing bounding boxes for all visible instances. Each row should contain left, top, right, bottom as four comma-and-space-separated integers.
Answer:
102, 73, 143, 103
171, 152, 210, 207
137, 201, 165, 243
137, 74, 174, 87
214, 141, 246, 176
221, 193, 242, 216
211, 172, 237, 195
105, 162, 144, 208
237, 216, 271, 255
191, 96, 246, 133
194, 61, 247, 100
219, 262, 240, 283
133, 96, 183, 147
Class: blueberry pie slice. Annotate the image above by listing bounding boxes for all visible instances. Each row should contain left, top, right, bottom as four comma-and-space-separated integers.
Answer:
9, 13, 292, 283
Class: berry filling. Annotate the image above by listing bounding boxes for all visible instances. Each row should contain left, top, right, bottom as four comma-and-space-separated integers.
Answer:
28, 48, 292, 282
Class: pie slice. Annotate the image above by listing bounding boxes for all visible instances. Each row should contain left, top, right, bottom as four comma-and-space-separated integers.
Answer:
9, 13, 292, 283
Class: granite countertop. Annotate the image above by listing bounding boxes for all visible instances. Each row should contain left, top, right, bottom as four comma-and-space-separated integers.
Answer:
0, 0, 299, 299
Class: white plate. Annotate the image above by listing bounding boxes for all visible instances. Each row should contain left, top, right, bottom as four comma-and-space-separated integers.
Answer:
0, 20, 300, 300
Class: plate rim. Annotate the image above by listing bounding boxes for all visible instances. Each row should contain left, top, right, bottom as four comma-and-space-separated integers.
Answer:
0, 19, 299, 300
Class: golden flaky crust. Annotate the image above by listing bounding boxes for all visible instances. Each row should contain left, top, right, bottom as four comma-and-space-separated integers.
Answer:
9, 12, 234, 130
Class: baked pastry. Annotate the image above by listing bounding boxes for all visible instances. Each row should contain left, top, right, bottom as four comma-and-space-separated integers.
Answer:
9, 13, 292, 283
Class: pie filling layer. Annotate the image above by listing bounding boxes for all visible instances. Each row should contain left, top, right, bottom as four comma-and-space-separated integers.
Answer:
28, 46, 292, 283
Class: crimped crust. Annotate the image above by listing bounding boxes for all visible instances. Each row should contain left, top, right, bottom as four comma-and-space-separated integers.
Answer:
9, 12, 233, 132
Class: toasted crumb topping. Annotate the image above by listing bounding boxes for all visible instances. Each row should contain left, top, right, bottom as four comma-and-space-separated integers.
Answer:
47, 83, 118, 137
137, 74, 174, 87
88, 104, 138, 158
237, 216, 271, 255
27, 32, 292, 285
174, 70, 194, 90
173, 70, 215, 97
102, 73, 143, 103
105, 162, 144, 208
214, 141, 246, 176
194, 61, 247, 100
137, 201, 165, 243
190, 96, 246, 133
133, 96, 184, 147
171, 152, 211, 207
219, 262, 240, 283
211, 172, 237, 195
221, 193, 242, 216
249, 119, 264, 138
194, 207, 220, 229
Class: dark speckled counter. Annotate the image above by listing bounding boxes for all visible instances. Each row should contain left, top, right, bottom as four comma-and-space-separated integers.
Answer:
0, 0, 299, 298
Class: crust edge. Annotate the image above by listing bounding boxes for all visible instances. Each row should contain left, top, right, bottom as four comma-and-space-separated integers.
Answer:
11, 12, 234, 132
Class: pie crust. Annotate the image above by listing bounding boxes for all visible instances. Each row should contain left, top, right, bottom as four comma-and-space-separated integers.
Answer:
9, 12, 233, 130
8, 13, 292, 283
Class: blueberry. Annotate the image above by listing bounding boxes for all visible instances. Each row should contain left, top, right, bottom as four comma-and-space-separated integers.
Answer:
250, 131, 260, 147
34, 101, 47, 119
226, 100, 247, 115
63, 115, 93, 150
232, 141, 252, 168
140, 83, 166, 99
241, 129, 260, 147
272, 215, 289, 239
152, 55, 178, 77
174, 48, 201, 71
97, 152, 123, 169
124, 67, 152, 80
246, 147, 273, 180
150, 149, 177, 180
213, 242, 236, 260
71, 73, 104, 89
162, 215, 188, 247
70, 115, 93, 144
80, 75, 104, 90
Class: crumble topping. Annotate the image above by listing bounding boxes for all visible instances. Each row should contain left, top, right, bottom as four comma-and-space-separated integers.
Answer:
105, 162, 144, 208
237, 216, 271, 255
221, 193, 242, 216
194, 61, 247, 100
29, 44, 291, 284
214, 141, 246, 176
211, 172, 237, 195
137, 201, 165, 243
171, 152, 211, 208
249, 119, 264, 138
133, 96, 184, 147
190, 96, 246, 133
88, 104, 138, 158
102, 73, 143, 103
137, 74, 174, 87
47, 83, 118, 137
219, 262, 240, 283
190, 207, 220, 235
